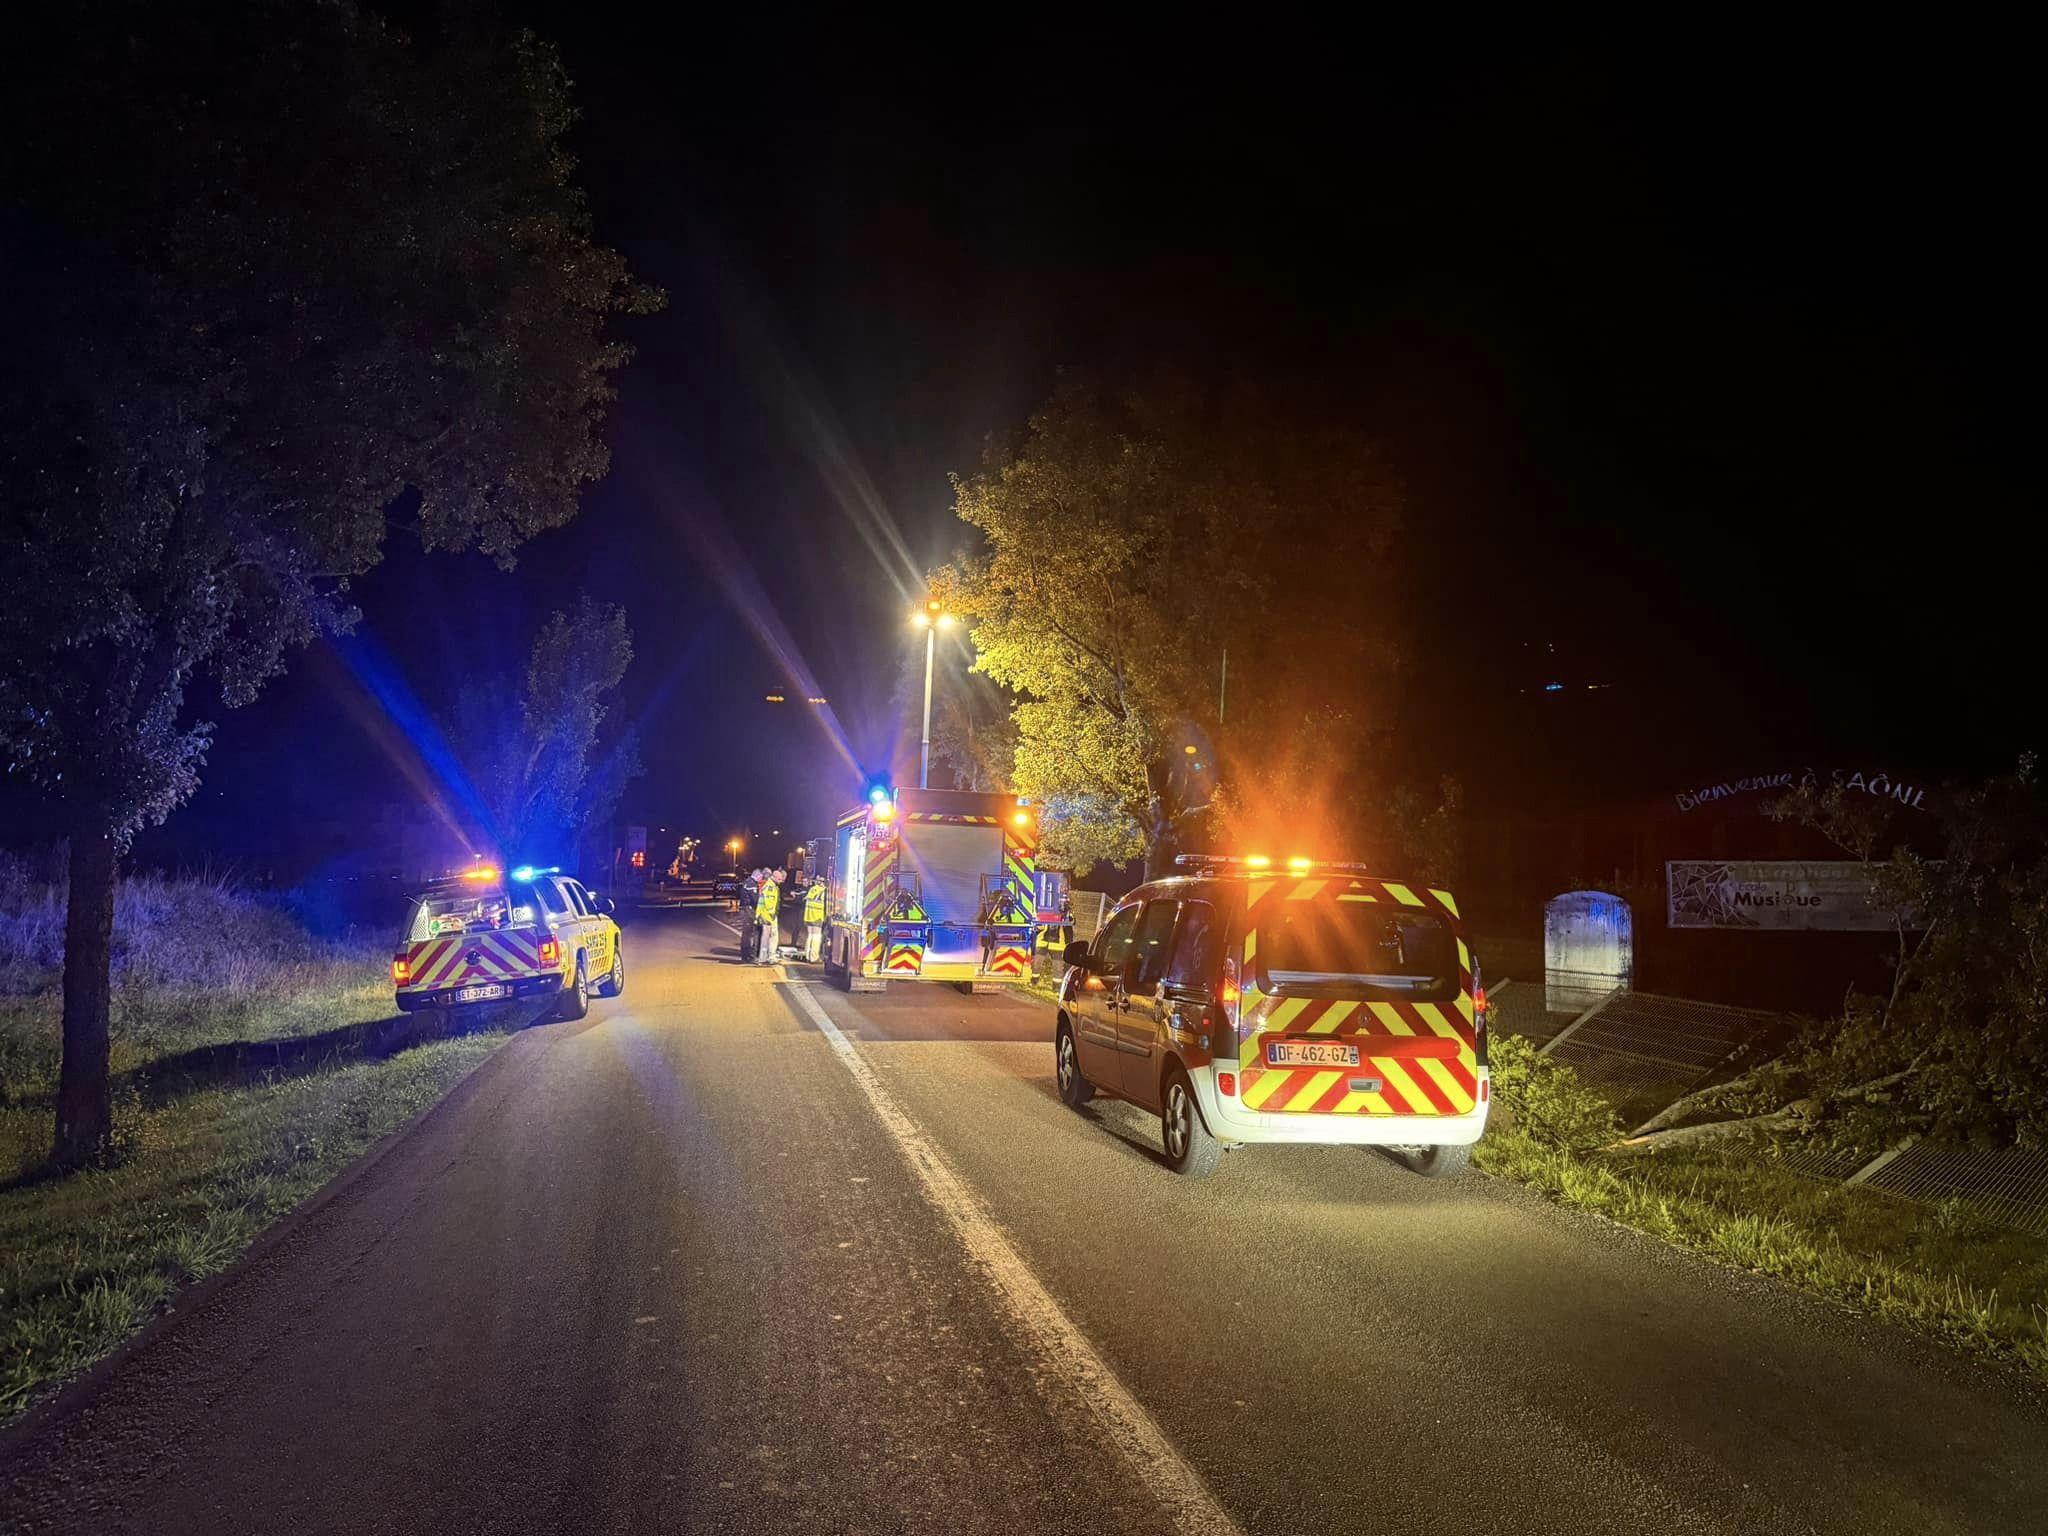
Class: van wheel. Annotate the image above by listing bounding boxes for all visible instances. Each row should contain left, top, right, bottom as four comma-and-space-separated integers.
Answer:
596, 946, 625, 998
1409, 1144, 1471, 1179
1056, 1022, 1094, 1109
558, 956, 590, 1021
1161, 1067, 1221, 1178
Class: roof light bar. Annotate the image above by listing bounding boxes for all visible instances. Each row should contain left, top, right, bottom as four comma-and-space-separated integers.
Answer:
510, 864, 561, 882
1174, 854, 1385, 875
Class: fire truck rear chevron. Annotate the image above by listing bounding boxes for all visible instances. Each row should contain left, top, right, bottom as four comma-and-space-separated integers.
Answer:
819, 787, 1041, 992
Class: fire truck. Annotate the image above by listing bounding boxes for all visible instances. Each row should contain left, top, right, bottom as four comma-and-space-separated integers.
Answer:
821, 785, 1041, 992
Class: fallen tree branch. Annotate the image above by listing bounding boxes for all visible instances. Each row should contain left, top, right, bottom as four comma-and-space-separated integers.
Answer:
1616, 1102, 1816, 1152
1630, 1066, 1776, 1137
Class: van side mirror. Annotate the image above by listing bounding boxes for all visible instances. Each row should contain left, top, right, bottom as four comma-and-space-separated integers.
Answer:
1063, 940, 1090, 970
596, 895, 616, 916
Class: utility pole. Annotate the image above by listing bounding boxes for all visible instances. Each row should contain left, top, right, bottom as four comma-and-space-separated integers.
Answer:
1219, 644, 1228, 724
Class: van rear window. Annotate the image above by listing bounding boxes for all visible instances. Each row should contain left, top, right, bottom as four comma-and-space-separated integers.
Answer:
1257, 902, 1458, 1000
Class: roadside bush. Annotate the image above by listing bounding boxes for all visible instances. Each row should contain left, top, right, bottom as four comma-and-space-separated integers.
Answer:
1485, 1033, 1620, 1152
0, 855, 385, 1106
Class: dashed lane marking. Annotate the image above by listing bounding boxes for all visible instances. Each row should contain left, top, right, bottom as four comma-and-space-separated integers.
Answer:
778, 972, 1244, 1536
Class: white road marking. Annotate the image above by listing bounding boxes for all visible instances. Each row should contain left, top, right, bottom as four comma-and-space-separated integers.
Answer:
779, 973, 1243, 1536
709, 916, 743, 937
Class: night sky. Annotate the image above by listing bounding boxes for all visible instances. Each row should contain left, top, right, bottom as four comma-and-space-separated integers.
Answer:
140, 17, 2032, 877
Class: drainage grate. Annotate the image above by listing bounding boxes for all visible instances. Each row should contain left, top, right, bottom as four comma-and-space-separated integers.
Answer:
1545, 992, 1781, 1103
1770, 1143, 1867, 1183
1485, 980, 1576, 1046
1859, 1142, 2048, 1237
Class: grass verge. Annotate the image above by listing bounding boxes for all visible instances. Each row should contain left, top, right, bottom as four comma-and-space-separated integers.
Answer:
0, 864, 516, 1424
0, 1031, 504, 1422
1478, 1037, 2048, 1380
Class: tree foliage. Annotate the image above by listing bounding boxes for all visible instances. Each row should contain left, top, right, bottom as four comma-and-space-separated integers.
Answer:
934, 375, 1401, 874
1642, 763, 2048, 1154
0, 2, 655, 1164
1, 3, 655, 846
1766, 762, 2048, 1149
455, 599, 642, 861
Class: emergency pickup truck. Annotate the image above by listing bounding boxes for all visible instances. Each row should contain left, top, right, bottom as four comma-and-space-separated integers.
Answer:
392, 864, 623, 1020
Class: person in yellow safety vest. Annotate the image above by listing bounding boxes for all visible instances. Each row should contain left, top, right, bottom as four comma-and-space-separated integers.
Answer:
802, 875, 828, 963
754, 869, 784, 965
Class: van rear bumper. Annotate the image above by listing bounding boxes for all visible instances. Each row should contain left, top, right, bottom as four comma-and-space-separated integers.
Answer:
1200, 1067, 1490, 1147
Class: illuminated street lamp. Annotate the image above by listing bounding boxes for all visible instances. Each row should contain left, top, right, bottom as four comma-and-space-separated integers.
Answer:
726, 836, 743, 872
911, 597, 954, 789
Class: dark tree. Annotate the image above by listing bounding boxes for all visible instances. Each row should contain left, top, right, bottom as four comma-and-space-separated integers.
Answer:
0, 3, 658, 1166
453, 597, 643, 860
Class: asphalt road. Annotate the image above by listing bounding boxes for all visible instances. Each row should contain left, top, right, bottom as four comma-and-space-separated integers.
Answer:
4, 907, 2045, 1534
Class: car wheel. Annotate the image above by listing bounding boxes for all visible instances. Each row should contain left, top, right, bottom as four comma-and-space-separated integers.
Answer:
1408, 1143, 1472, 1179
1160, 1067, 1221, 1178
1056, 1023, 1094, 1109
596, 945, 624, 998
559, 956, 590, 1021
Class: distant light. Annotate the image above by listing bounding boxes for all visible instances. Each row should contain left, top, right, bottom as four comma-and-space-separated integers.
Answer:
1183, 745, 1198, 755
911, 612, 930, 629
868, 785, 889, 804
511, 865, 535, 882
807, 696, 829, 705
873, 801, 896, 822
1244, 854, 1271, 869
1012, 810, 1031, 827
1543, 682, 1563, 692
1287, 856, 1313, 872
461, 866, 499, 882
765, 693, 786, 703
937, 613, 955, 629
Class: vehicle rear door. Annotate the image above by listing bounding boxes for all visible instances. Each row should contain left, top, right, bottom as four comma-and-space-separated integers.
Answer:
1072, 901, 1138, 1086
1115, 898, 1183, 1104
562, 880, 611, 976
1235, 881, 1480, 1119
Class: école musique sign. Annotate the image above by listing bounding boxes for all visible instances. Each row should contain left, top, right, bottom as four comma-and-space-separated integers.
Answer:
1666, 860, 1893, 932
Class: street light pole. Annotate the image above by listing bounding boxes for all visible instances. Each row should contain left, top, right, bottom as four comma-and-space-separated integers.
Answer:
913, 596, 950, 790
920, 618, 936, 790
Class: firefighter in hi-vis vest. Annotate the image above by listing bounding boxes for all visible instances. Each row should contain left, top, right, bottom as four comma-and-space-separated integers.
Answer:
754, 868, 784, 965
803, 873, 828, 964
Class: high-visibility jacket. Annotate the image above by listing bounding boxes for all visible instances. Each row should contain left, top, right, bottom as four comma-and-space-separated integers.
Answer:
755, 880, 781, 922
803, 881, 827, 924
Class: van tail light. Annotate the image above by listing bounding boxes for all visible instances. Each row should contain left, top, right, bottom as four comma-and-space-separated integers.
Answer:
1217, 1071, 1237, 1097
1472, 956, 1489, 1069
1217, 954, 1244, 1057
539, 937, 561, 966
391, 956, 411, 984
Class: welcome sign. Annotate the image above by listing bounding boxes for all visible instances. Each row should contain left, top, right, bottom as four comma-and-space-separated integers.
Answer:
1666, 861, 1893, 931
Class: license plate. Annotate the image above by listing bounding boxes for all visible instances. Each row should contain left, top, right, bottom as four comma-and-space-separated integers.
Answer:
1266, 1039, 1360, 1068
454, 983, 508, 1003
